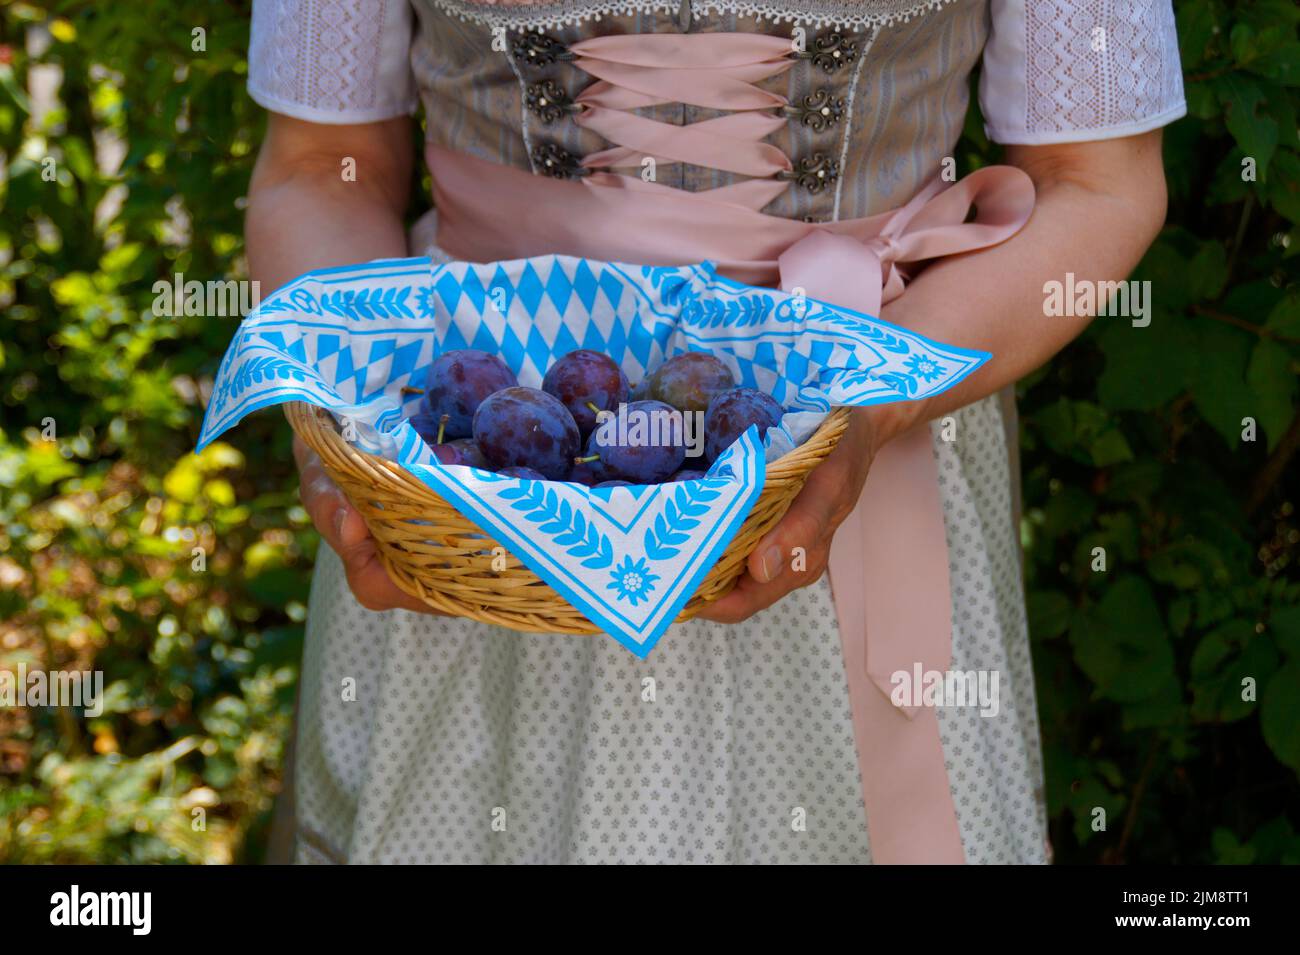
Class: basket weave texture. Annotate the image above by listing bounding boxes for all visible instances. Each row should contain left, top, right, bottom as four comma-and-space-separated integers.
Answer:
286, 402, 851, 633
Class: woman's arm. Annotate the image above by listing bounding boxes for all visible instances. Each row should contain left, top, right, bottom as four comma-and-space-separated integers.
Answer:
699, 130, 1169, 622
248, 114, 413, 288
874, 130, 1168, 435
247, 113, 435, 613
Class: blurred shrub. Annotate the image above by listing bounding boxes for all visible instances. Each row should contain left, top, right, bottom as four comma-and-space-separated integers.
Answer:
0, 1, 307, 864
958, 0, 1300, 863
0, 0, 1296, 863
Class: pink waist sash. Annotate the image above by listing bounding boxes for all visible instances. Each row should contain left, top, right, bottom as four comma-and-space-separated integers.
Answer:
424, 31, 1035, 864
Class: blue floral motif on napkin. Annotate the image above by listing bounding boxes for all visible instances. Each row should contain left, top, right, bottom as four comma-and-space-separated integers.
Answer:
198, 254, 988, 657
396, 424, 764, 655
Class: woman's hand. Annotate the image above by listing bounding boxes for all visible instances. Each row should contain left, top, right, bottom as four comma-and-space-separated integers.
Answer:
696, 408, 884, 623
294, 435, 443, 614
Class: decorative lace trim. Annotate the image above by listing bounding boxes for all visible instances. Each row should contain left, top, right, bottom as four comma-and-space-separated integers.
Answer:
1022, 0, 1185, 135
422, 0, 959, 31
249, 0, 417, 121
976, 0, 1187, 142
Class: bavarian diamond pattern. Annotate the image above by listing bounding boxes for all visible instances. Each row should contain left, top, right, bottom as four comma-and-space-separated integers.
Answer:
199, 253, 988, 655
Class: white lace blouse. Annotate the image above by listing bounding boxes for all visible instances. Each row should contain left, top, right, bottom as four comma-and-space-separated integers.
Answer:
248, 0, 1187, 144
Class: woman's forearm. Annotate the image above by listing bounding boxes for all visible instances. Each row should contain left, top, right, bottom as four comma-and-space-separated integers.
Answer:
244, 113, 443, 616
870, 131, 1168, 447
246, 115, 414, 292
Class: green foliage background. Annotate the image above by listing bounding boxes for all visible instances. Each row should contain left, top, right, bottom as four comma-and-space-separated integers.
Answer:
1, 0, 1297, 864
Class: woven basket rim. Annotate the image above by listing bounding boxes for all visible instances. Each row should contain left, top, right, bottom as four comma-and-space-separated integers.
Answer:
286, 400, 852, 631
288, 401, 851, 499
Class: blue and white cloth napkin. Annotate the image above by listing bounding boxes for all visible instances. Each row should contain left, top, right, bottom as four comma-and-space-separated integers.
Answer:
199, 255, 987, 657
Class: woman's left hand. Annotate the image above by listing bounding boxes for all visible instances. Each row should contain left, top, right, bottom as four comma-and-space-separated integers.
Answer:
695, 407, 883, 624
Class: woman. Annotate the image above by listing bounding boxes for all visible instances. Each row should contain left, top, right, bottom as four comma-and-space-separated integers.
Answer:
246, 0, 1184, 863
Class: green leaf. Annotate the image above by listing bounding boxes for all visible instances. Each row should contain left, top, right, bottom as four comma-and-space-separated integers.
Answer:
1148, 550, 1203, 590
1246, 42, 1300, 86
99, 242, 144, 276
1230, 23, 1259, 69
1271, 606, 1300, 658
1206, 150, 1254, 205
1034, 398, 1134, 469
1222, 278, 1286, 320
1121, 683, 1185, 731
1189, 319, 1258, 446
1097, 316, 1196, 411
1245, 338, 1298, 450
1070, 577, 1178, 705
1267, 151, 1300, 224
245, 566, 310, 607
1089, 428, 1133, 467
1190, 621, 1279, 724
1106, 460, 1164, 503
1177, 0, 1220, 71
1218, 74, 1279, 181
1261, 661, 1300, 771
49, 272, 99, 308
1185, 80, 1221, 121
1238, 0, 1300, 30
1189, 242, 1231, 303
1212, 828, 1258, 864
1043, 483, 1098, 538
1265, 290, 1300, 336
1244, 816, 1300, 865
1133, 239, 1194, 311
1028, 590, 1072, 640
59, 134, 97, 182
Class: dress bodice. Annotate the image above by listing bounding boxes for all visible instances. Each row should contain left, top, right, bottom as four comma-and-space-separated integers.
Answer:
249, 0, 1186, 222
406, 0, 991, 222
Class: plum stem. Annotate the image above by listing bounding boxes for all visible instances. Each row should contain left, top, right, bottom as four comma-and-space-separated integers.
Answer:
574, 454, 601, 464
400, 386, 425, 396
586, 400, 601, 415
436, 414, 449, 445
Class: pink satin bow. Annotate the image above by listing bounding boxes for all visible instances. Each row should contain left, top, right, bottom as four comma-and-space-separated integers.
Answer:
423, 29, 1036, 864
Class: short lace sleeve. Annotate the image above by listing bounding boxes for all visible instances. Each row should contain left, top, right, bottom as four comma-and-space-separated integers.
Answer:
248, 0, 417, 124
979, 0, 1187, 144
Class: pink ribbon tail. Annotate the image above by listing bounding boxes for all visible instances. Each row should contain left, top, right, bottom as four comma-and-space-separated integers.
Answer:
777, 168, 1033, 863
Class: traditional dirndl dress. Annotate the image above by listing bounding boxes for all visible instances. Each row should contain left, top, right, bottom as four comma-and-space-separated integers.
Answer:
247, 0, 1186, 864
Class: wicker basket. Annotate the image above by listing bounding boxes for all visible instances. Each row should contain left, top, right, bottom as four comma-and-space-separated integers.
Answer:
285, 401, 851, 633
